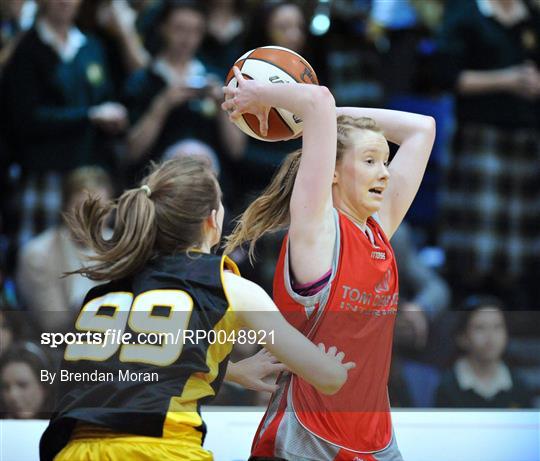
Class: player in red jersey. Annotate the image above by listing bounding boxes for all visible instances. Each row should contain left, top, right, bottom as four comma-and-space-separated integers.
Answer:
223, 66, 435, 460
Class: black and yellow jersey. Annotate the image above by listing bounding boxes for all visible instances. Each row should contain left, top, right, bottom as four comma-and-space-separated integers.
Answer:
40, 253, 240, 461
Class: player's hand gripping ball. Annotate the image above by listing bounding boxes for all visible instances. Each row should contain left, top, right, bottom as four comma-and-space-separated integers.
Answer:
224, 46, 318, 142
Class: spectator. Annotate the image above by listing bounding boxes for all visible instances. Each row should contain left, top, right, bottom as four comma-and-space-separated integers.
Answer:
0, 0, 36, 240
162, 137, 244, 210
434, 0, 540, 306
1, 0, 127, 246
124, 0, 245, 181
199, 0, 246, 79
162, 138, 221, 176
0, 0, 36, 68
366, 0, 444, 96
247, 1, 328, 85
388, 222, 450, 408
392, 221, 450, 351
134, 0, 164, 57
76, 0, 149, 93
435, 295, 532, 408
1, 342, 52, 419
16, 167, 113, 333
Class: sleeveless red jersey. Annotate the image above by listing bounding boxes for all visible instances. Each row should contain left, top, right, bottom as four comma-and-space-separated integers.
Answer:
252, 211, 399, 456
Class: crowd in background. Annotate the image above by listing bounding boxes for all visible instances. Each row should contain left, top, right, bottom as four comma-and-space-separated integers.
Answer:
0, 0, 539, 418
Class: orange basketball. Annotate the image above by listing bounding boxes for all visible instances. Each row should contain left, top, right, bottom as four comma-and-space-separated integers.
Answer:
225, 46, 318, 142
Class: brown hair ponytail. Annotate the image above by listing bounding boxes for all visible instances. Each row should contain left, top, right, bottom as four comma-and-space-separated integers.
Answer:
67, 157, 220, 281
224, 115, 382, 262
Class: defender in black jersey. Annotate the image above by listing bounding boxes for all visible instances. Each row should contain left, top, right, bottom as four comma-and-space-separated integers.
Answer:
39, 157, 354, 460
40, 253, 240, 461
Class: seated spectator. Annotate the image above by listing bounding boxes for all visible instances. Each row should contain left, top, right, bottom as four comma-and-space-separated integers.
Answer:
124, 0, 245, 181
435, 295, 532, 408
1, 0, 127, 246
1, 342, 52, 419
392, 221, 450, 351
388, 221, 450, 406
16, 167, 113, 333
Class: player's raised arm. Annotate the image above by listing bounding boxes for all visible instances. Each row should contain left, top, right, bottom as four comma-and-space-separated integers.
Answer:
223, 272, 355, 395
336, 107, 436, 238
225, 68, 336, 228
222, 68, 337, 281
223, 69, 336, 228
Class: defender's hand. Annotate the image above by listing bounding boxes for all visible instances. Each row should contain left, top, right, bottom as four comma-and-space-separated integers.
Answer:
226, 348, 288, 393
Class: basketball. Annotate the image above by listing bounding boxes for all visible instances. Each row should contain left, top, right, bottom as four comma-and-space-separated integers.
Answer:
225, 46, 319, 141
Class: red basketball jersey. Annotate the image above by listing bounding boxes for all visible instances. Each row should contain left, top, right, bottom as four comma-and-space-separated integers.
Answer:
252, 211, 399, 456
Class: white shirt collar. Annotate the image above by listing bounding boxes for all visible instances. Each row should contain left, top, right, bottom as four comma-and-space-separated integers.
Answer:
36, 18, 86, 62
152, 57, 206, 87
455, 357, 513, 399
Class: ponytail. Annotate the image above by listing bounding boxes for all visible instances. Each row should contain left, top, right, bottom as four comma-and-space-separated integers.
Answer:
66, 157, 220, 281
66, 187, 157, 281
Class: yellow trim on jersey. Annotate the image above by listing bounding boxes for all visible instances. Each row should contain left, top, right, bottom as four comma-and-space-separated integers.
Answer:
163, 310, 238, 431
220, 254, 240, 312
163, 255, 241, 434
222, 254, 240, 275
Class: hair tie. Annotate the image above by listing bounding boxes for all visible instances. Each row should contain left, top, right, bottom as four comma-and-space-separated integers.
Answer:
140, 185, 152, 197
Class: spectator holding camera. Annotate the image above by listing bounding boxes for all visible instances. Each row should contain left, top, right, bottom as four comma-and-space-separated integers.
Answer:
435, 296, 532, 408
1, 0, 126, 245
124, 0, 245, 178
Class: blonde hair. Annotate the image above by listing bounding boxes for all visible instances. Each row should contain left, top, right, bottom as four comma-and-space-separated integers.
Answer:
66, 157, 220, 281
224, 116, 382, 261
